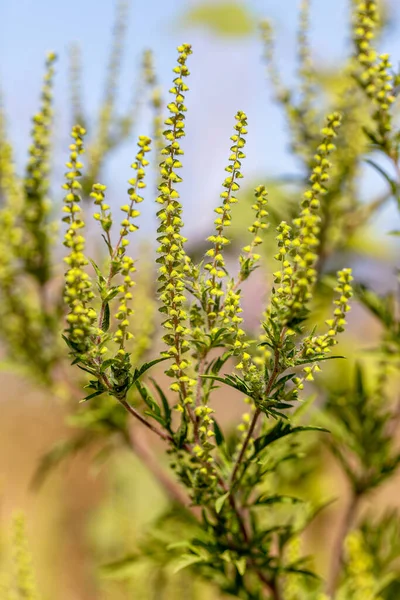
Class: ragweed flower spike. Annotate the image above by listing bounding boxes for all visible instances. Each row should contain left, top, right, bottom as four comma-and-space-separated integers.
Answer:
89, 135, 151, 366
261, 19, 318, 166
156, 44, 196, 409
86, 0, 130, 186
113, 135, 151, 357
294, 268, 353, 389
239, 184, 269, 281
271, 112, 342, 325
204, 110, 248, 328
353, 0, 395, 151
22, 51, 57, 284
62, 125, 95, 350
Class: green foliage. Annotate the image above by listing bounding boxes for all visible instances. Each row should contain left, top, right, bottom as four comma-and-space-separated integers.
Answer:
321, 363, 400, 495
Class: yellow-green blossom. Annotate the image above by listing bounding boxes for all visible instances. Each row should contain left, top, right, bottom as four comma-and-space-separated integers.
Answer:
156, 44, 196, 406
204, 110, 248, 327
269, 112, 342, 325
22, 52, 56, 284
62, 125, 96, 349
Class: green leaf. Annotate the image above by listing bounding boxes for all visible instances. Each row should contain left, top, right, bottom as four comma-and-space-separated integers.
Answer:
150, 378, 172, 430
253, 422, 328, 458
101, 302, 110, 332
135, 380, 161, 416
355, 283, 394, 328
253, 494, 303, 506
89, 258, 106, 285
235, 557, 247, 576
80, 390, 105, 403
209, 351, 232, 375
101, 234, 114, 256
131, 357, 170, 386
213, 419, 225, 446
180, 2, 255, 38
201, 374, 250, 396
215, 492, 230, 514
62, 334, 82, 353
173, 417, 188, 449
173, 554, 204, 574
364, 158, 399, 198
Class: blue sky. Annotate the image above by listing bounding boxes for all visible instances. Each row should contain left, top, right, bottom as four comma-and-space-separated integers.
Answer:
1, 0, 400, 238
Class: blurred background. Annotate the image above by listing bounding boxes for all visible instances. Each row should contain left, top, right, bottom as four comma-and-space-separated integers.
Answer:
1, 0, 400, 598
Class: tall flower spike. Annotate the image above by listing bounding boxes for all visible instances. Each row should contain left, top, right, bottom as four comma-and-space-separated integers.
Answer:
86, 0, 130, 185
239, 184, 269, 281
113, 135, 151, 355
294, 268, 353, 389
261, 20, 318, 166
62, 125, 95, 349
353, 0, 395, 150
91, 182, 112, 246
270, 112, 342, 324
297, 0, 317, 137
22, 52, 56, 284
156, 44, 196, 407
204, 110, 248, 328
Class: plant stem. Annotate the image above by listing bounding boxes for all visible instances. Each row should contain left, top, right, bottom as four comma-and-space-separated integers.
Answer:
119, 398, 172, 442
327, 491, 361, 596
230, 407, 262, 486
128, 425, 199, 514
230, 346, 281, 487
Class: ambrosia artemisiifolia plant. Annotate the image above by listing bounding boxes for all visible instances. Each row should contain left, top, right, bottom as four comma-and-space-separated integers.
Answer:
1, 1, 400, 599
58, 43, 354, 598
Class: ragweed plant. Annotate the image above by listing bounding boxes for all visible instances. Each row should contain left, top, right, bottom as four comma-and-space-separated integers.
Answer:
58, 42, 357, 598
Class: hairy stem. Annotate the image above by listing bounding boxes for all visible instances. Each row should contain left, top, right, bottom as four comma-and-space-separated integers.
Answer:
119, 398, 172, 442
230, 346, 281, 487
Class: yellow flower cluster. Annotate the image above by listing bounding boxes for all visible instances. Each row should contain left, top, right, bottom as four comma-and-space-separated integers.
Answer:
22, 52, 57, 284
112, 137, 151, 355
353, 0, 395, 149
337, 531, 382, 600
271, 112, 342, 323
218, 187, 268, 378
91, 182, 112, 234
294, 268, 353, 388
204, 111, 248, 325
239, 184, 269, 279
62, 125, 95, 348
156, 45, 195, 405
